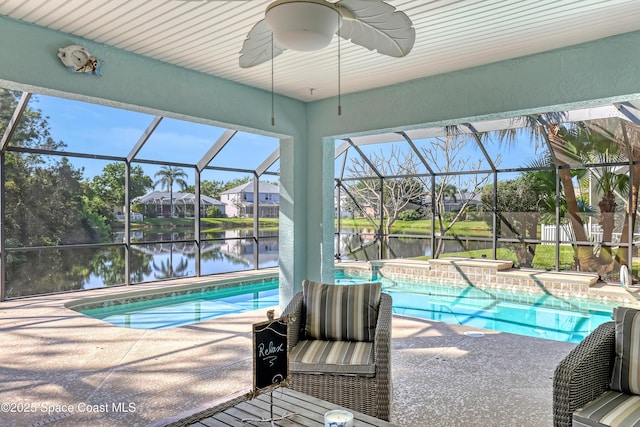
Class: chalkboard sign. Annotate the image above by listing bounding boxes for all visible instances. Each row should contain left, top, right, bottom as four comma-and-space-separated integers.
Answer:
253, 317, 288, 392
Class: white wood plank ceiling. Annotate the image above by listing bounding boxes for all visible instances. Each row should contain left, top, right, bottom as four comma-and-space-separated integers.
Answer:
2, 0, 640, 102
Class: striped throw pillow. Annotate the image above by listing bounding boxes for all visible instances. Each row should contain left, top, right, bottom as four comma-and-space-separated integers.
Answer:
302, 280, 382, 342
610, 307, 640, 394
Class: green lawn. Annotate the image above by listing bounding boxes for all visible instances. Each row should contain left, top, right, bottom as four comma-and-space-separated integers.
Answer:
129, 217, 279, 232
200, 217, 279, 232
338, 218, 492, 237
530, 245, 576, 270
135, 216, 491, 236
411, 244, 575, 270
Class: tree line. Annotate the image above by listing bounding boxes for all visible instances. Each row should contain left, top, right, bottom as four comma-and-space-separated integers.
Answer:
0, 89, 256, 248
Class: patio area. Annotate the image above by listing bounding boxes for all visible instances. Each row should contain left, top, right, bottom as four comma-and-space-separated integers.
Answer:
0, 273, 577, 427
2, 5, 640, 427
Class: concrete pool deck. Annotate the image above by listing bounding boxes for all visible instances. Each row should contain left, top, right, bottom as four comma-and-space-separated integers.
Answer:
1, 271, 584, 427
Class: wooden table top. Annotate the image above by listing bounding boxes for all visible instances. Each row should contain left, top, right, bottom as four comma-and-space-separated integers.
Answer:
178, 387, 398, 427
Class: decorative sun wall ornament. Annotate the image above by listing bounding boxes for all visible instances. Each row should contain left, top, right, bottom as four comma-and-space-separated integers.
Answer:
57, 45, 103, 76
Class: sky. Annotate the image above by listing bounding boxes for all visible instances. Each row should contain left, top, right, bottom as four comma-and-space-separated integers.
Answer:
25, 94, 281, 184
337, 129, 544, 184
21, 93, 543, 190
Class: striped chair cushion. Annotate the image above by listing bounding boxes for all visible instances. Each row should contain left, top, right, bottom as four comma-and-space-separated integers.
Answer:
610, 307, 640, 394
302, 280, 382, 342
289, 339, 375, 377
573, 390, 640, 427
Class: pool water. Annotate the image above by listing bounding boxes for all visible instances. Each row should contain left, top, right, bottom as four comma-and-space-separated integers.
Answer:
385, 286, 611, 343
80, 281, 279, 329
337, 273, 614, 343
80, 274, 616, 342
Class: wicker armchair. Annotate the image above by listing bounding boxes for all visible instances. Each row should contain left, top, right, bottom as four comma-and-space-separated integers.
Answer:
282, 290, 393, 421
552, 321, 615, 427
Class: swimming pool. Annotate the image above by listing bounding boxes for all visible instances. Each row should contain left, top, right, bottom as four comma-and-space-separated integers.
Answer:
79, 281, 278, 329
383, 284, 611, 343
77, 273, 616, 342
339, 273, 614, 343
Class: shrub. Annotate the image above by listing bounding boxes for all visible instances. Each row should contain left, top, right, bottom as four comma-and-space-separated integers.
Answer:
206, 206, 222, 218
440, 211, 456, 222
399, 209, 423, 221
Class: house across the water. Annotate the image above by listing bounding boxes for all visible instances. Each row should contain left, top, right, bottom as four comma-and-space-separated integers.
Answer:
131, 191, 226, 218
219, 181, 279, 218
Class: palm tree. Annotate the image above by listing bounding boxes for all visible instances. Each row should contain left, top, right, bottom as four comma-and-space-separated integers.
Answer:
581, 131, 628, 266
585, 118, 640, 270
499, 117, 636, 274
153, 166, 188, 217
536, 123, 628, 270
490, 115, 600, 270
441, 183, 458, 204
542, 124, 604, 270
152, 254, 190, 279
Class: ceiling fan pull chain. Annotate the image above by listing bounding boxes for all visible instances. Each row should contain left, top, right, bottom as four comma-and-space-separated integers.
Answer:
338, 7, 342, 116
271, 32, 275, 126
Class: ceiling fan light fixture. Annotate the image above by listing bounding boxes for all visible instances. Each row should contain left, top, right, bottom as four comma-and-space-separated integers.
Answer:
265, 0, 341, 52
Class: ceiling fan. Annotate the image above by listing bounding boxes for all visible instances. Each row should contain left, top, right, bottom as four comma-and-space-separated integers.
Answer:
237, 0, 415, 68
182, 0, 415, 68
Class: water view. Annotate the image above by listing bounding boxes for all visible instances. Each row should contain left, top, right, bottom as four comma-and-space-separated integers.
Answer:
335, 227, 491, 260
6, 224, 492, 298
5, 228, 279, 298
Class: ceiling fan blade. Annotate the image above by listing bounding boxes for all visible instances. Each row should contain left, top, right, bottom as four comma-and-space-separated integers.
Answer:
239, 20, 286, 68
336, 0, 415, 57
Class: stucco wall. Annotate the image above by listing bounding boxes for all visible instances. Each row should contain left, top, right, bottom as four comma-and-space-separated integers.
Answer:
1, 15, 640, 304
